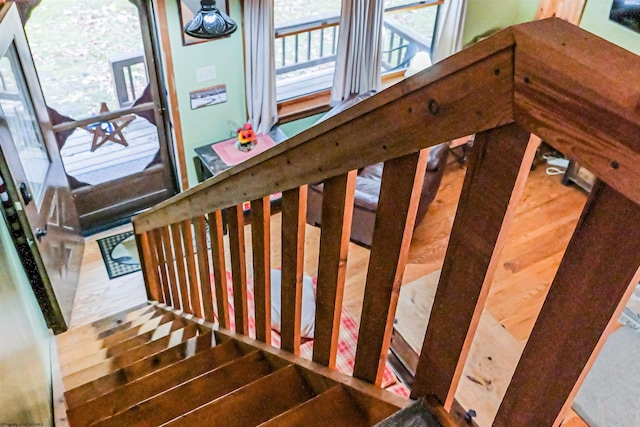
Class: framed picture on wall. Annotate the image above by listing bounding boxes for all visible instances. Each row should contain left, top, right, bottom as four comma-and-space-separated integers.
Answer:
609, 0, 640, 34
178, 0, 231, 46
190, 84, 227, 109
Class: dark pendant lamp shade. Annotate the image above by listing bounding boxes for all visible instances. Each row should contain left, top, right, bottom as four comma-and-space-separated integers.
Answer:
185, 0, 237, 39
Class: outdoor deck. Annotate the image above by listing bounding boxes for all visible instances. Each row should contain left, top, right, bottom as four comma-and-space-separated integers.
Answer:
60, 116, 158, 186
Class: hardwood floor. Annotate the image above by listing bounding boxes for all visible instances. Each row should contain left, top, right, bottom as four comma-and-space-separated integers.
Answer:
67, 158, 590, 425
407, 162, 588, 343
69, 224, 147, 329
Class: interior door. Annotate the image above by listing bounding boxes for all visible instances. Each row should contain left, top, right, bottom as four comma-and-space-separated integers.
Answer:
0, 2, 83, 328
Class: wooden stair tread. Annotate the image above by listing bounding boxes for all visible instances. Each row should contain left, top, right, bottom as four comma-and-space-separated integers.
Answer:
164, 364, 315, 427
61, 319, 186, 375
67, 340, 245, 425
59, 305, 407, 427
60, 314, 180, 366
90, 351, 274, 427
57, 307, 161, 348
64, 332, 217, 409
63, 324, 200, 390
59, 312, 174, 358
258, 385, 370, 427
76, 303, 152, 330
62, 304, 154, 336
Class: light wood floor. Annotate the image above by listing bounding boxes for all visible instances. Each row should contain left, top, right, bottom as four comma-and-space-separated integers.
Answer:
69, 224, 147, 329
67, 159, 589, 425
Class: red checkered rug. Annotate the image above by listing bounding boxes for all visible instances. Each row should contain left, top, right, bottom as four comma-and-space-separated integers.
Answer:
213, 272, 410, 398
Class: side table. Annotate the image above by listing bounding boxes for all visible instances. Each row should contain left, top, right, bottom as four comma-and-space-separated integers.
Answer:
193, 126, 288, 230
193, 126, 288, 182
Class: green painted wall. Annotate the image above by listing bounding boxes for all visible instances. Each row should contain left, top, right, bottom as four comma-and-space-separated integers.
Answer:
462, 0, 538, 46
161, 0, 247, 187
580, 0, 640, 55
0, 220, 52, 425
516, 0, 539, 23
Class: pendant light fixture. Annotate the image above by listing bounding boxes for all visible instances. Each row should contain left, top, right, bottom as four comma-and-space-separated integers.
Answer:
184, 0, 237, 39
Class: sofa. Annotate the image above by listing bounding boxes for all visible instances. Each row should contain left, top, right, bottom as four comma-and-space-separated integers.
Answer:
306, 91, 450, 247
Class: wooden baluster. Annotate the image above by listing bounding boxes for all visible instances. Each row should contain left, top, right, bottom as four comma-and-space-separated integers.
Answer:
411, 124, 535, 407
494, 182, 640, 426
136, 230, 161, 302
162, 225, 183, 311
280, 186, 307, 354
154, 227, 177, 306
170, 223, 190, 313
226, 205, 248, 335
208, 210, 230, 329
251, 196, 272, 345
194, 215, 215, 322
312, 171, 356, 368
151, 228, 171, 306
182, 219, 203, 318
352, 151, 428, 385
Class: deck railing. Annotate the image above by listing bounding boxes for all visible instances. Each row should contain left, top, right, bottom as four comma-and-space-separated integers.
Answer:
132, 19, 640, 426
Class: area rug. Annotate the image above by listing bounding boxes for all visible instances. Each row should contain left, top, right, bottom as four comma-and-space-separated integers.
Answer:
572, 319, 640, 425
97, 231, 141, 279
98, 223, 213, 280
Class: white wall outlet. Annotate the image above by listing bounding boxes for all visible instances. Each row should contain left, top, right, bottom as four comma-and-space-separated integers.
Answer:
196, 65, 216, 82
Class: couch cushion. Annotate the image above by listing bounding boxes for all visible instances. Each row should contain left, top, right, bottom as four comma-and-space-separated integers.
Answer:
270, 269, 316, 339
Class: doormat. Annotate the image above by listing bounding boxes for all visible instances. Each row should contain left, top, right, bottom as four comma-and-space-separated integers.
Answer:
572, 326, 640, 426
97, 224, 212, 280
97, 231, 141, 279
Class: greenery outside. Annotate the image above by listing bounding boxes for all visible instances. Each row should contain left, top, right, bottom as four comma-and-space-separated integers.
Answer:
25, 0, 147, 119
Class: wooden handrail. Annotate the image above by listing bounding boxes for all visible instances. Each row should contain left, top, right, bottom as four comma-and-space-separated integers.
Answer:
132, 18, 640, 426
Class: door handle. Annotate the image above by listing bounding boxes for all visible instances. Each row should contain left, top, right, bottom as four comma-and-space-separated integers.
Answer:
35, 225, 47, 242
20, 182, 32, 205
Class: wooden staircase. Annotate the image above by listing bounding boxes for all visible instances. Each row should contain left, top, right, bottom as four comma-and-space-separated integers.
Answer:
57, 303, 415, 427
53, 18, 640, 427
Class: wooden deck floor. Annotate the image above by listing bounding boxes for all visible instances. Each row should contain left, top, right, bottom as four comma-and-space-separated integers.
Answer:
60, 117, 158, 186
67, 158, 591, 425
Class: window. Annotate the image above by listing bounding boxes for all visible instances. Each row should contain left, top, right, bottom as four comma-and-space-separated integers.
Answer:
274, 0, 441, 119
274, 0, 342, 103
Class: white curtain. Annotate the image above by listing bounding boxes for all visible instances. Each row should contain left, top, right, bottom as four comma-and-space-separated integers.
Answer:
330, 0, 385, 105
243, 0, 278, 134
431, 0, 468, 63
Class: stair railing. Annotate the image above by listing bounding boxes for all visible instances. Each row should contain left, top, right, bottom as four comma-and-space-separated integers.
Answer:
132, 18, 640, 426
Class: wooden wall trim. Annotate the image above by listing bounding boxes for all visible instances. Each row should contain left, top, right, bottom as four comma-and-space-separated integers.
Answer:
154, 0, 189, 190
